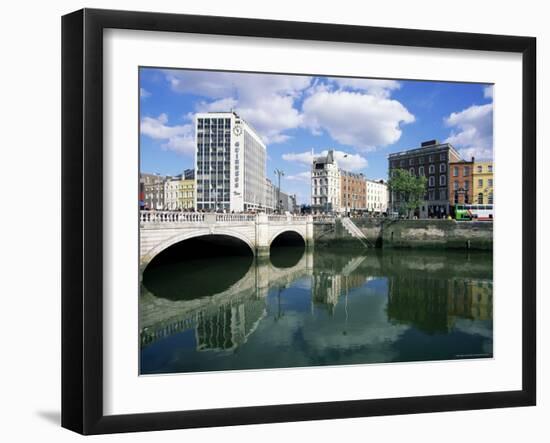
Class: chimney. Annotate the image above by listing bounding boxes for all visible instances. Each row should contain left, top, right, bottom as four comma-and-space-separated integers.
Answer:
471, 156, 475, 163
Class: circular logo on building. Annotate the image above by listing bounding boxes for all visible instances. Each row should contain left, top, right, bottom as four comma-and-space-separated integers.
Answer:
233, 125, 243, 136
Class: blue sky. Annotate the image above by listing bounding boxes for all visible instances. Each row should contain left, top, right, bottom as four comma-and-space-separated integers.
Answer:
140, 67, 493, 205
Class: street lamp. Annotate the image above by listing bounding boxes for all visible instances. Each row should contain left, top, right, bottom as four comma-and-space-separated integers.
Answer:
343, 154, 348, 217
274, 168, 285, 213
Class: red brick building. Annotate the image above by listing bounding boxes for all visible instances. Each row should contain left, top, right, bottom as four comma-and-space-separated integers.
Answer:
449, 158, 474, 206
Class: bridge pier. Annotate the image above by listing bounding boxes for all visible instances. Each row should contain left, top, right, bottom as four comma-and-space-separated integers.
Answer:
255, 213, 270, 258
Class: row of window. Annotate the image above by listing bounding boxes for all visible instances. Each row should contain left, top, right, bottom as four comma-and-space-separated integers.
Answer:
452, 179, 493, 189
392, 153, 446, 168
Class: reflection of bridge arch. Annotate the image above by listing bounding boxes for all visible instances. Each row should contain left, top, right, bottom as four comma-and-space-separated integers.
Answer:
140, 249, 314, 348
141, 228, 255, 271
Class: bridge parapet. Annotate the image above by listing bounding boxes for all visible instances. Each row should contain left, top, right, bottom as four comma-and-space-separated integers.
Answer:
140, 211, 204, 224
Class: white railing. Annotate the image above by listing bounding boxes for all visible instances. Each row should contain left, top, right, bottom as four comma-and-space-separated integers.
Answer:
313, 215, 336, 223
140, 211, 205, 223
215, 214, 256, 222
140, 211, 310, 224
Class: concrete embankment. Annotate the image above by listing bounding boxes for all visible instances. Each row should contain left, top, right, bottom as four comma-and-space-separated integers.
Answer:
314, 218, 493, 250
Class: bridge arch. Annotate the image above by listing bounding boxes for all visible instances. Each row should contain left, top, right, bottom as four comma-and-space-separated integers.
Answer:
268, 228, 307, 247
141, 228, 255, 271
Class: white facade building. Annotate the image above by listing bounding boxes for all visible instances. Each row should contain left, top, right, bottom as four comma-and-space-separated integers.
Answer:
195, 112, 266, 212
311, 150, 340, 213
366, 179, 389, 214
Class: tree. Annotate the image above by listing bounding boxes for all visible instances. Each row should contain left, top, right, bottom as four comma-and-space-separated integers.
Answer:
388, 169, 427, 218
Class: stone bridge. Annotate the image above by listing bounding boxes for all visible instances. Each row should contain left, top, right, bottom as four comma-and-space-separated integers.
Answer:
140, 211, 314, 271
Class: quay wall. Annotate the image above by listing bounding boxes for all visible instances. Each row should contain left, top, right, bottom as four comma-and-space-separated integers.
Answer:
314, 218, 493, 250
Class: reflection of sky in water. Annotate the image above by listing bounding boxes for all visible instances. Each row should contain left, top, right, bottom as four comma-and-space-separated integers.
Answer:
140, 249, 493, 374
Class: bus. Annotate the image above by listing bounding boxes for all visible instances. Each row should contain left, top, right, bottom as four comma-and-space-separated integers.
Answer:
455, 204, 494, 221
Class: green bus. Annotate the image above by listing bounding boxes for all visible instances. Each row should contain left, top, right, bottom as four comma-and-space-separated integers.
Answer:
455, 204, 494, 221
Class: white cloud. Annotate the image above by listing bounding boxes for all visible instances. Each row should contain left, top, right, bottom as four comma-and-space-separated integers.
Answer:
163, 70, 311, 144
285, 171, 311, 182
330, 78, 401, 97
483, 85, 494, 99
282, 149, 368, 172
444, 103, 493, 160
140, 87, 151, 99
140, 113, 195, 155
302, 89, 414, 151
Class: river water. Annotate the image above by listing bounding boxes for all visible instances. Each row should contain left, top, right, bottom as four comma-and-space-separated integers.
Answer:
140, 247, 493, 374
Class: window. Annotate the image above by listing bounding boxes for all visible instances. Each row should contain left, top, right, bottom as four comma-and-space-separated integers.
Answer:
488, 165, 493, 173
428, 190, 435, 201
464, 166, 470, 176
439, 175, 446, 186
429, 164, 435, 174
419, 156, 424, 163
440, 163, 446, 173
440, 153, 446, 161
477, 165, 483, 173
453, 166, 458, 177
464, 180, 469, 190
429, 176, 435, 187
478, 193, 484, 204
439, 188, 447, 200
419, 166, 425, 176
488, 192, 494, 204
409, 167, 415, 175
429, 155, 434, 163
453, 181, 458, 191
409, 158, 414, 165
399, 160, 405, 167
478, 179, 483, 187
488, 179, 493, 187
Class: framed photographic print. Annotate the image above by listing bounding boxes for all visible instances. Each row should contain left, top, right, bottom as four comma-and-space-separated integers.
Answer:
62, 8, 536, 435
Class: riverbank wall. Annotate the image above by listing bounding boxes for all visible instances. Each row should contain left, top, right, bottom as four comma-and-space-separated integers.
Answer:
314, 218, 493, 250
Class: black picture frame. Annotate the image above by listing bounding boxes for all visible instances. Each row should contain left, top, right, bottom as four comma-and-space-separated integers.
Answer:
62, 8, 536, 435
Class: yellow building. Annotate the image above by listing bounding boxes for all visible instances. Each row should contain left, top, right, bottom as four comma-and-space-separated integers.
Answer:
164, 177, 196, 210
472, 161, 494, 205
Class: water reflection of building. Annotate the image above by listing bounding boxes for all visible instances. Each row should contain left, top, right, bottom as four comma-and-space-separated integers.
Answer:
386, 275, 493, 333
312, 268, 367, 314
195, 299, 266, 351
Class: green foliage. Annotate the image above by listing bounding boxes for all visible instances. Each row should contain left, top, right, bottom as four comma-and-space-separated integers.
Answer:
388, 169, 427, 217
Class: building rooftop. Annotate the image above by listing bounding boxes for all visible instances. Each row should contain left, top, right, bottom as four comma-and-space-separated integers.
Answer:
388, 141, 460, 160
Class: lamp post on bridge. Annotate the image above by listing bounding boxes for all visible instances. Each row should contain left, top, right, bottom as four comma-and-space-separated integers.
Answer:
274, 168, 285, 213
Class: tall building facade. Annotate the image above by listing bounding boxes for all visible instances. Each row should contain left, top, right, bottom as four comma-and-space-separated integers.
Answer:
388, 140, 461, 218
366, 179, 389, 214
449, 158, 474, 206
195, 112, 266, 212
472, 161, 494, 205
141, 173, 165, 210
311, 150, 340, 214
340, 170, 366, 214
164, 175, 196, 210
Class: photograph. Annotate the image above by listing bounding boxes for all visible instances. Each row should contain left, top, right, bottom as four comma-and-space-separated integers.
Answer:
138, 67, 494, 375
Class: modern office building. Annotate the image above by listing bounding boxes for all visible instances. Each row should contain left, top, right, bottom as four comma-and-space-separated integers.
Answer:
311, 150, 340, 214
472, 161, 494, 205
164, 175, 196, 210
388, 140, 461, 218
366, 179, 389, 214
449, 158, 474, 206
195, 112, 266, 212
340, 170, 366, 214
141, 173, 166, 210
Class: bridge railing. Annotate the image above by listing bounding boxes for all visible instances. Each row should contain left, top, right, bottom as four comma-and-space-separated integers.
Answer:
312, 215, 336, 223
140, 211, 311, 224
140, 211, 205, 223
267, 214, 309, 222
216, 213, 256, 223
